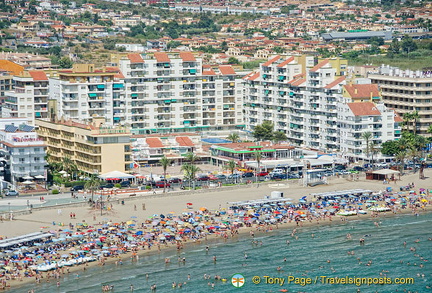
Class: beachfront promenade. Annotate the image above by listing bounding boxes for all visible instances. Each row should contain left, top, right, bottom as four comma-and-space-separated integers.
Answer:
1, 170, 431, 239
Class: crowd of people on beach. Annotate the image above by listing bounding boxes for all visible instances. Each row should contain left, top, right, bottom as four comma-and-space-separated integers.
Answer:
0, 185, 430, 291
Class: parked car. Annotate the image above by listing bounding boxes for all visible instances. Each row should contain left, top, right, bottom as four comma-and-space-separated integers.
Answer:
287, 173, 300, 179
120, 181, 131, 187
215, 174, 227, 180
270, 173, 287, 180
6, 190, 19, 196
70, 185, 84, 192
353, 166, 365, 172
257, 171, 269, 177
168, 178, 182, 184
242, 172, 254, 178
196, 176, 210, 181
208, 174, 219, 181
99, 183, 114, 189
155, 181, 171, 188
228, 174, 241, 179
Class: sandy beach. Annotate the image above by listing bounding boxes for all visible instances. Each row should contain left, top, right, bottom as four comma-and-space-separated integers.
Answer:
2, 170, 431, 238
1, 169, 431, 291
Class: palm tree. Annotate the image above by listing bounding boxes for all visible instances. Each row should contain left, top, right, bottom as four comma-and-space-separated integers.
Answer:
225, 160, 238, 183
184, 152, 200, 189
181, 163, 201, 189
369, 142, 379, 169
395, 151, 406, 175
84, 175, 101, 203
225, 160, 237, 175
411, 111, 419, 134
254, 151, 262, 184
402, 112, 412, 132
407, 148, 420, 173
361, 131, 372, 162
427, 124, 432, 135
159, 156, 172, 193
227, 133, 240, 143
61, 155, 77, 181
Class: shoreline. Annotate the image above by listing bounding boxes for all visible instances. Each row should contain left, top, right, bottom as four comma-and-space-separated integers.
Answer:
2, 170, 432, 291
7, 204, 432, 291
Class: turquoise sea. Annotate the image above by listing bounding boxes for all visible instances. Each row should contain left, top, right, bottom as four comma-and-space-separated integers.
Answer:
17, 212, 432, 293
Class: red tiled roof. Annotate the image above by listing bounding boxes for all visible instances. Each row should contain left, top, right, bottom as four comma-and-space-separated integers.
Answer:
242, 71, 254, 80
262, 55, 280, 67
324, 76, 346, 89
219, 65, 235, 75
146, 137, 164, 148
154, 52, 170, 63
128, 53, 144, 63
29, 71, 48, 81
310, 59, 329, 72
347, 102, 381, 116
202, 68, 216, 75
394, 112, 403, 123
179, 52, 196, 62
277, 56, 295, 67
344, 84, 380, 99
289, 78, 306, 86
176, 136, 194, 147
249, 72, 260, 81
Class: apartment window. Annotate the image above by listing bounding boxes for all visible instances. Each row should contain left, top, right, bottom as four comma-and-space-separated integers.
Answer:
19, 149, 24, 154
19, 167, 24, 172
34, 148, 40, 152
19, 158, 25, 163
34, 157, 40, 162
34, 166, 40, 170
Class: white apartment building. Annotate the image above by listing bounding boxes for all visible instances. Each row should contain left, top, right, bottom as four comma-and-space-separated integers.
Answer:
49, 64, 123, 125
2, 71, 49, 125
369, 66, 432, 136
338, 102, 402, 159
244, 56, 343, 151
117, 52, 244, 134
244, 56, 402, 155
0, 118, 46, 185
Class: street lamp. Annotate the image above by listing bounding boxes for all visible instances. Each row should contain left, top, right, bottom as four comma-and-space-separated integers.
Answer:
100, 195, 103, 216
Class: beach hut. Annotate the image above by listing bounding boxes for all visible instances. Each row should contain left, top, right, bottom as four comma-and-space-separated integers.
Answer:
365, 169, 399, 181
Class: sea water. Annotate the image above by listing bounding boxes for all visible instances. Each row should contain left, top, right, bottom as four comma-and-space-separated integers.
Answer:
17, 212, 432, 293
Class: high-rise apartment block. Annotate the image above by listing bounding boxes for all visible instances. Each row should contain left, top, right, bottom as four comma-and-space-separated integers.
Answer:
2, 71, 49, 124
243, 56, 402, 159
369, 66, 432, 136
49, 64, 123, 125
117, 52, 244, 134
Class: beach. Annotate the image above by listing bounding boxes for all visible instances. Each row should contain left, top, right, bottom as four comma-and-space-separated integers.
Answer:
1, 170, 432, 292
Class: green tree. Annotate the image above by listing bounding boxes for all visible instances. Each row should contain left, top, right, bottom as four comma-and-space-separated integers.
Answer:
401, 35, 418, 54
381, 140, 400, 156
159, 156, 172, 193
273, 131, 287, 144
225, 160, 237, 175
58, 57, 73, 69
402, 112, 412, 132
395, 151, 406, 175
411, 111, 419, 134
361, 131, 372, 159
181, 163, 201, 189
84, 175, 101, 202
227, 133, 240, 143
228, 57, 239, 64
252, 121, 274, 141
253, 151, 262, 184
167, 41, 181, 49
